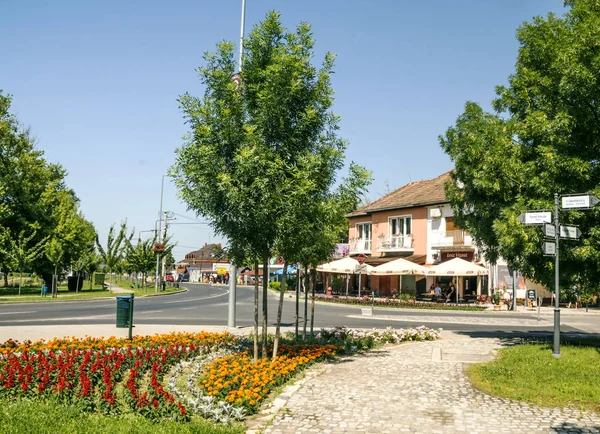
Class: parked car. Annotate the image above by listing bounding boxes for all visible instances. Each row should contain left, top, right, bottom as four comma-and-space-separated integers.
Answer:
165, 273, 174, 282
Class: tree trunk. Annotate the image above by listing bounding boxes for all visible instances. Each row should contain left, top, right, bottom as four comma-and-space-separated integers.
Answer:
253, 260, 259, 363
303, 267, 308, 340
76, 271, 81, 293
272, 263, 288, 359
310, 268, 316, 335
295, 266, 300, 340
2, 267, 8, 288
18, 271, 22, 296
53, 265, 58, 298
262, 252, 269, 359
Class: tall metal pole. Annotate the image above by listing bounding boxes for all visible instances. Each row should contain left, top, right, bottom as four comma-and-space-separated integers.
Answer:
512, 268, 517, 312
155, 175, 165, 294
228, 0, 246, 328
553, 193, 561, 357
239, 0, 246, 71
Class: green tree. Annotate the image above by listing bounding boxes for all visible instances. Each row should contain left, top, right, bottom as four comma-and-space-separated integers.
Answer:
172, 12, 356, 359
4, 227, 47, 295
440, 0, 600, 293
96, 223, 126, 290
0, 91, 95, 288
45, 191, 96, 297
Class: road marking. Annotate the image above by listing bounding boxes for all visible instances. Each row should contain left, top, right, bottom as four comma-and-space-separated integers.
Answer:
0, 314, 114, 323
0, 311, 37, 315
164, 292, 228, 304
180, 306, 197, 311
136, 310, 164, 315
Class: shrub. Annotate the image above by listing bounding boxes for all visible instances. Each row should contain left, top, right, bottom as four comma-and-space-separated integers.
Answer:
269, 282, 281, 291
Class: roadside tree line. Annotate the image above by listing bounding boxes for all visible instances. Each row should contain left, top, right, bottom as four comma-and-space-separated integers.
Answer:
0, 91, 175, 295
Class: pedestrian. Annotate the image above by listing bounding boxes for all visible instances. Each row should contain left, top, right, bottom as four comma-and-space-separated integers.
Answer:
41, 284, 48, 297
446, 284, 455, 303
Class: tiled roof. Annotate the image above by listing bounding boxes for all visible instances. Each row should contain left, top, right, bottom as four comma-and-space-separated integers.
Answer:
347, 171, 452, 217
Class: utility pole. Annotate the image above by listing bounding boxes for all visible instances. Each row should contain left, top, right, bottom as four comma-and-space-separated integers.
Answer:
228, 0, 246, 328
155, 175, 165, 293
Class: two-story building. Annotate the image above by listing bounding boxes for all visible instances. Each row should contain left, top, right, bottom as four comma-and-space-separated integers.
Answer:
347, 171, 487, 298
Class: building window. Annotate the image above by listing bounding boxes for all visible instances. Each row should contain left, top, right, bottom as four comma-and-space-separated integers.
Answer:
390, 216, 412, 237
389, 216, 412, 249
445, 217, 456, 232
356, 223, 372, 251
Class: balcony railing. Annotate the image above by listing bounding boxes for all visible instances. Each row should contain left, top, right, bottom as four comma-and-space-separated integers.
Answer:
376, 235, 413, 252
349, 238, 372, 254
430, 230, 472, 248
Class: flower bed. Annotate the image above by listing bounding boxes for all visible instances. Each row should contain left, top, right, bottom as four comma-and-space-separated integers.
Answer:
317, 295, 486, 311
0, 332, 236, 422
0, 326, 440, 424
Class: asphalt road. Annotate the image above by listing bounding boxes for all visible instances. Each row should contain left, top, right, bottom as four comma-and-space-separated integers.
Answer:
0, 283, 595, 336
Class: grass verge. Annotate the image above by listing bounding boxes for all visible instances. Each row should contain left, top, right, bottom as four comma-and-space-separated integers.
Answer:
468, 342, 600, 414
0, 397, 244, 434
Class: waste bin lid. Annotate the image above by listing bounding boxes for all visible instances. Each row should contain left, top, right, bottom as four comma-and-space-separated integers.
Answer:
116, 296, 132, 301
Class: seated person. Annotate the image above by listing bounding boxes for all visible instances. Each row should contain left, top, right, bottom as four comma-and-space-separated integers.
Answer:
434, 284, 442, 300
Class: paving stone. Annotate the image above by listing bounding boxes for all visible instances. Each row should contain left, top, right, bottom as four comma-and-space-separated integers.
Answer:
254, 336, 600, 433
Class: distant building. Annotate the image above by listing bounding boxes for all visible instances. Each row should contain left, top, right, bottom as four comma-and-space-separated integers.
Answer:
177, 243, 230, 282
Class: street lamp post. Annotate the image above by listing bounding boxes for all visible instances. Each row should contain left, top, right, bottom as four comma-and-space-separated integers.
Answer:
155, 175, 165, 293
227, 0, 246, 329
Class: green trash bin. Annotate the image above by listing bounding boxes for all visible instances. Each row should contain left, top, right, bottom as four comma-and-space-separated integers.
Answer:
116, 295, 133, 328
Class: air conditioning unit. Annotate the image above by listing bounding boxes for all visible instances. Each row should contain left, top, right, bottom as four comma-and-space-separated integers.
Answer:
430, 208, 442, 219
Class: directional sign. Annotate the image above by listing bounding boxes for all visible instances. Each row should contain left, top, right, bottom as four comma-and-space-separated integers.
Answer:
561, 194, 600, 209
357, 253, 366, 264
542, 241, 556, 256
560, 225, 581, 240
543, 223, 556, 238
517, 211, 552, 225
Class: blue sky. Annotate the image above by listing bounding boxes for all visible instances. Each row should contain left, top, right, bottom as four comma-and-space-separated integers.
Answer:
2, 0, 565, 260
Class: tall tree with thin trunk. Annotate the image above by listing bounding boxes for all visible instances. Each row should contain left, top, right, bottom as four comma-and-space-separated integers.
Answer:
173, 12, 355, 358
96, 223, 126, 290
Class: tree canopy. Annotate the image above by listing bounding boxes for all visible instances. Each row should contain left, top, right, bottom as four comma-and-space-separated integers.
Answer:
172, 12, 371, 356
0, 91, 96, 286
440, 0, 600, 295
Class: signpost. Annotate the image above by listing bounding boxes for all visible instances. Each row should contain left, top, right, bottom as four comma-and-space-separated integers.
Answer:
356, 254, 366, 298
561, 194, 599, 209
542, 241, 556, 256
560, 225, 581, 240
517, 211, 552, 225
543, 223, 555, 238
518, 193, 598, 357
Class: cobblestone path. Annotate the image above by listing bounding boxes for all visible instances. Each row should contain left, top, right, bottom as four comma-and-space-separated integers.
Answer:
247, 335, 600, 434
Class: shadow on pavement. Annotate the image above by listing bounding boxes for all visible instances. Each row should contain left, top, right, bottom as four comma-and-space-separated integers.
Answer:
551, 422, 600, 433
452, 329, 600, 346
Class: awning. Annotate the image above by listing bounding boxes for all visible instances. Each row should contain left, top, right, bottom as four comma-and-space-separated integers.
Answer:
371, 258, 427, 276
425, 258, 488, 276
317, 257, 374, 274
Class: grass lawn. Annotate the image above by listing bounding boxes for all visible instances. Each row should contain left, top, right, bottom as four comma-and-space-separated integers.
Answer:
0, 397, 243, 434
468, 342, 600, 414
0, 278, 183, 303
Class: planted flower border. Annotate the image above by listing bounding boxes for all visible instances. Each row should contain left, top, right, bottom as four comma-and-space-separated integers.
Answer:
0, 326, 440, 424
317, 295, 486, 311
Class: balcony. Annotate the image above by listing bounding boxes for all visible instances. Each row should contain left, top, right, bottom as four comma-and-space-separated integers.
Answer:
349, 238, 372, 254
376, 235, 413, 253
430, 230, 473, 249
